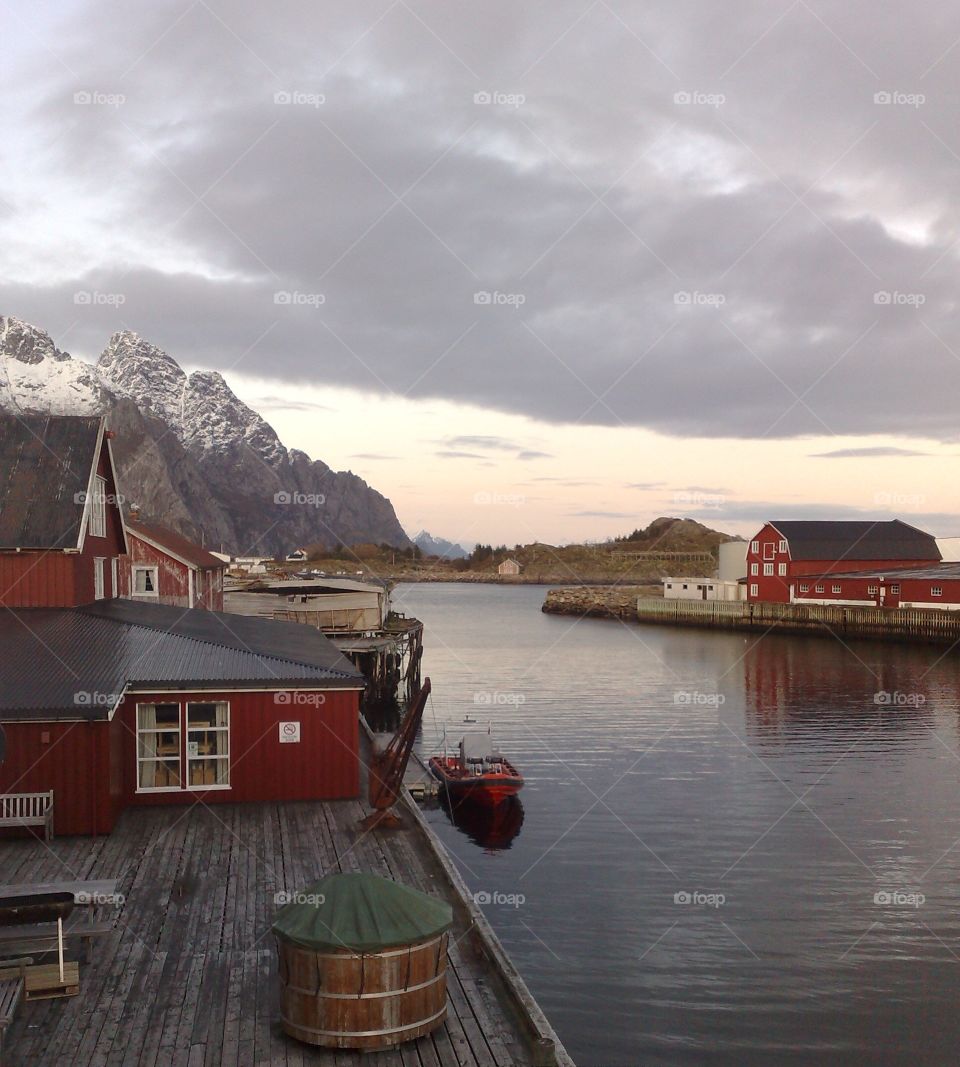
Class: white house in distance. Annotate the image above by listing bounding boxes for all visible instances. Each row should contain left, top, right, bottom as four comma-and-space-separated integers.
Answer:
498, 558, 521, 577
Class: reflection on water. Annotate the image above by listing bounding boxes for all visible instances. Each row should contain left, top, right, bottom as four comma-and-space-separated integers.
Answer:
399, 582, 960, 1067
439, 791, 525, 852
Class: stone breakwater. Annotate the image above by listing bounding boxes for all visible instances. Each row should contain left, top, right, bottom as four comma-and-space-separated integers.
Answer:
541, 586, 651, 620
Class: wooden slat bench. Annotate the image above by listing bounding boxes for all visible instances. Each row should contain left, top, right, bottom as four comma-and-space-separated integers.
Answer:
0, 961, 28, 1067
0, 792, 54, 841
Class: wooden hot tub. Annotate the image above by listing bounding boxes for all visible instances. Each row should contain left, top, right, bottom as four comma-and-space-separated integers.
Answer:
272, 872, 453, 1050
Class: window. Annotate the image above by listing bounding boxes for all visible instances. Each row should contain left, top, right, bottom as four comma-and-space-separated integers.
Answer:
93, 557, 105, 600
889, 584, 900, 595
750, 584, 758, 597
186, 703, 230, 787
137, 703, 181, 790
815, 584, 825, 593
763, 563, 774, 576
750, 563, 758, 576
750, 540, 759, 553
932, 586, 943, 597
763, 543, 775, 560
799, 583, 809, 592
867, 585, 879, 596
778, 563, 787, 576
89, 475, 106, 538
778, 539, 787, 553
111, 557, 119, 598
833, 584, 842, 594
137, 701, 230, 790
133, 566, 159, 596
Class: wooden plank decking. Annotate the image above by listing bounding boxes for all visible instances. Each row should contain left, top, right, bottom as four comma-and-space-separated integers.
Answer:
0, 799, 539, 1067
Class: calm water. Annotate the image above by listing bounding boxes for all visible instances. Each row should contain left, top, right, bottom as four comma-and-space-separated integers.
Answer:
394, 582, 960, 1067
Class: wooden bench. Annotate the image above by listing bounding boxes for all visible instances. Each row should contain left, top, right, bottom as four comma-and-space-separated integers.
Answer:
0, 792, 54, 841
0, 961, 28, 1067
0, 881, 119, 964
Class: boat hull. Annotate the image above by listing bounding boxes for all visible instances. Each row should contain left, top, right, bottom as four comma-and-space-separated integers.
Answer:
428, 757, 523, 806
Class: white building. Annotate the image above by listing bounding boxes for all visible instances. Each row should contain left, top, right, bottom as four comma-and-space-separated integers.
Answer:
498, 558, 521, 576
663, 577, 744, 601
717, 540, 748, 582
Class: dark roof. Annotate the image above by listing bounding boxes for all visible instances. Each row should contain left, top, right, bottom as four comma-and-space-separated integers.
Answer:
126, 519, 226, 570
768, 520, 940, 562
0, 413, 103, 549
813, 562, 960, 582
0, 599, 365, 721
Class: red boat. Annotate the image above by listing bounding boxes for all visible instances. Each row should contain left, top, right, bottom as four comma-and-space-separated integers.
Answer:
428, 734, 524, 806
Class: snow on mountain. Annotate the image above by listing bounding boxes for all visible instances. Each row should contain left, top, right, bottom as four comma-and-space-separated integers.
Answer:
413, 530, 469, 559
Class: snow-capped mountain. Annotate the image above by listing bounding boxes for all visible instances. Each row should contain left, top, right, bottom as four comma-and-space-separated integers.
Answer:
0, 316, 411, 555
413, 530, 469, 559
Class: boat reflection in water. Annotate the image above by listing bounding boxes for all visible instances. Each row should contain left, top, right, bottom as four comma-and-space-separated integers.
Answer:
439, 791, 524, 852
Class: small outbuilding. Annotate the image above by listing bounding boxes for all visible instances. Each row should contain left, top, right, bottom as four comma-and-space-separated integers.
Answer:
497, 558, 521, 577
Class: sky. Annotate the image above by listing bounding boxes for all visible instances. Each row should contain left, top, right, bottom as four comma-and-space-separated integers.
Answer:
3, 1, 960, 545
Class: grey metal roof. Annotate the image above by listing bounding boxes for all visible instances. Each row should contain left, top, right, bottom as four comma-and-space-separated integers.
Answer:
813, 563, 960, 582
0, 413, 102, 549
0, 600, 365, 722
769, 520, 940, 562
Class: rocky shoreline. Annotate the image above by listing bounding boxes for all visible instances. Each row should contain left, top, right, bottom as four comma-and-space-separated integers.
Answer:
541, 585, 654, 620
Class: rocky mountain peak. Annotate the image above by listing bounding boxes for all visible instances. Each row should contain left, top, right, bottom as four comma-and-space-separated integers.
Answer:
0, 315, 71, 365
97, 331, 187, 426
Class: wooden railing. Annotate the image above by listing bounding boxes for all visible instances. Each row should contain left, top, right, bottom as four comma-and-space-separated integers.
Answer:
0, 792, 54, 841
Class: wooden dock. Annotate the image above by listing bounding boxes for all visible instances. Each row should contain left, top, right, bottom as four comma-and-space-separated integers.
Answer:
0, 798, 564, 1066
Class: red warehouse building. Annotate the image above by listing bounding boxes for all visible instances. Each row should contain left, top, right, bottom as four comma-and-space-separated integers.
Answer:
745, 520, 941, 604
122, 516, 227, 610
0, 413, 128, 607
792, 563, 960, 610
0, 600, 366, 836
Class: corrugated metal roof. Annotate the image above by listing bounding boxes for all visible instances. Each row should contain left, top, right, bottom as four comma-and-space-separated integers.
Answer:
0, 414, 102, 549
814, 563, 960, 582
126, 519, 226, 570
769, 520, 940, 562
0, 600, 365, 722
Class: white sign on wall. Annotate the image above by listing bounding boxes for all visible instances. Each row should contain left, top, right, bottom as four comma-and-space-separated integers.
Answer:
279, 721, 301, 744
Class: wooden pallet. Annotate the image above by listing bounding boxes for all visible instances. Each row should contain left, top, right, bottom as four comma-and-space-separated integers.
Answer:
0, 962, 80, 1001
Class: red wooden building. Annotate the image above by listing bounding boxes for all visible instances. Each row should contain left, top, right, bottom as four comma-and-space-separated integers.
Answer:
791, 563, 960, 609
0, 414, 366, 834
0, 413, 128, 607
122, 516, 227, 611
745, 520, 941, 603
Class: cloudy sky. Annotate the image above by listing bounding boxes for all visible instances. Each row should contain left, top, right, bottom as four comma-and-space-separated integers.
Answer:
4, 0, 960, 544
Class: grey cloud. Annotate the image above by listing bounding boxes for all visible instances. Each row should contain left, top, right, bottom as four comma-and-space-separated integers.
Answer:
810, 447, 931, 458
436, 450, 485, 459
516, 449, 552, 460
8, 2, 960, 440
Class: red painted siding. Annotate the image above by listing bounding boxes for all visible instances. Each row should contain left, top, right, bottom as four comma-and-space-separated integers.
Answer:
120, 534, 225, 610
0, 720, 115, 836
794, 574, 960, 608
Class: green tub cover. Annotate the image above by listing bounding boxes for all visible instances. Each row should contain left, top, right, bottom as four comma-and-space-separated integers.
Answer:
271, 872, 453, 953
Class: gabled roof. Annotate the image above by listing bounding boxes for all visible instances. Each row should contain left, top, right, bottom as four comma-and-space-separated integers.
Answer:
126, 519, 226, 571
767, 520, 940, 562
0, 413, 104, 549
0, 599, 365, 721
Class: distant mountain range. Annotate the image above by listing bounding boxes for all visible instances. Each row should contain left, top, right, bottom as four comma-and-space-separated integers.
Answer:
412, 530, 469, 559
0, 316, 411, 555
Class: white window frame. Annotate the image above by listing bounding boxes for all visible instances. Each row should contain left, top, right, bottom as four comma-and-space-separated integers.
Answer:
750, 540, 759, 553
185, 702, 230, 789
93, 557, 105, 600
133, 565, 159, 597
778, 539, 787, 553
136, 702, 183, 793
778, 563, 787, 576
111, 557, 119, 598
763, 543, 775, 561
932, 586, 943, 597
749, 583, 759, 597
889, 584, 900, 595
763, 563, 774, 576
89, 475, 107, 538
867, 585, 879, 596
832, 584, 842, 594
750, 563, 758, 576
815, 584, 825, 593
799, 583, 809, 592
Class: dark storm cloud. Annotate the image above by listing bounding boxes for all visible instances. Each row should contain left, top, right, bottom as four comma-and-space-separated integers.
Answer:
810, 447, 932, 458
8, 1, 960, 439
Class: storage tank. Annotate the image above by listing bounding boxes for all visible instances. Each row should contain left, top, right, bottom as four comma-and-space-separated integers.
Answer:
272, 872, 453, 1050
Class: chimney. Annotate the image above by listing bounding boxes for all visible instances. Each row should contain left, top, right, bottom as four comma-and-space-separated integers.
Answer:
128, 503, 141, 522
